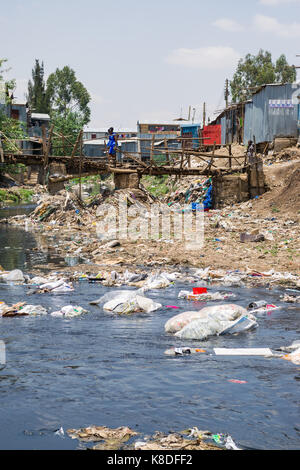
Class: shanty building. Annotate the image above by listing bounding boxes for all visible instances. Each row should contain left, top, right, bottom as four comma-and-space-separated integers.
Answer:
137, 121, 182, 160
243, 83, 300, 146
211, 102, 246, 146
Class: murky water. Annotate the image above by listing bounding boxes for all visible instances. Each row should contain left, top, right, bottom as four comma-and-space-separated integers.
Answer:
0, 206, 299, 450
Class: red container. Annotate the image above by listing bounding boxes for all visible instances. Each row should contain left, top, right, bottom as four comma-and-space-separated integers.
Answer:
193, 288, 208, 295
202, 125, 221, 146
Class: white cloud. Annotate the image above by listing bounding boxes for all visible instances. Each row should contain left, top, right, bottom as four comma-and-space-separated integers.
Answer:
254, 14, 300, 38
213, 18, 244, 32
166, 46, 241, 70
260, 0, 300, 5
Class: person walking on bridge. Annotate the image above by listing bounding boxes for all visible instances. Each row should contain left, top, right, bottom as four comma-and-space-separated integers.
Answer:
107, 127, 118, 167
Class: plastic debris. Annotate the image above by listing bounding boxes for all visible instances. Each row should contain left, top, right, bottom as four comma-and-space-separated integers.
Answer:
103, 292, 162, 315
178, 290, 236, 301
282, 348, 300, 365
67, 425, 138, 445
50, 306, 88, 318
165, 304, 257, 341
0, 269, 25, 284
214, 348, 273, 356
228, 379, 248, 384
165, 347, 207, 356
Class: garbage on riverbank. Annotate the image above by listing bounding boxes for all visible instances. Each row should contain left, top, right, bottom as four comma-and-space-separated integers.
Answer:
165, 304, 257, 340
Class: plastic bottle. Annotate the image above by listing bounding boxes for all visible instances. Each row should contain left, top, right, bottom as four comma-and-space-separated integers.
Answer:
248, 300, 267, 309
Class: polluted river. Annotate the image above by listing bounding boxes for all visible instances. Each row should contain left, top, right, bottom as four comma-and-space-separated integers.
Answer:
0, 205, 299, 450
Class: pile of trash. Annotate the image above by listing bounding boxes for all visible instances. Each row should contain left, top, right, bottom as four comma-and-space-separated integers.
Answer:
165, 177, 213, 210
0, 301, 88, 318
90, 289, 162, 315
66, 424, 239, 451
165, 304, 258, 340
0, 302, 47, 317
50, 305, 88, 318
178, 289, 236, 302
27, 278, 74, 295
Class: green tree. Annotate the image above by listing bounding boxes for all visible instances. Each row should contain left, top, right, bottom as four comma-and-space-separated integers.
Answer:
46, 66, 91, 124
51, 110, 85, 156
27, 59, 49, 113
230, 50, 296, 103
0, 58, 16, 104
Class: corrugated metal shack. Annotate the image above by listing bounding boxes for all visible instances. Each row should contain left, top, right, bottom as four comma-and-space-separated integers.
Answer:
180, 123, 201, 149
211, 102, 246, 146
243, 83, 300, 145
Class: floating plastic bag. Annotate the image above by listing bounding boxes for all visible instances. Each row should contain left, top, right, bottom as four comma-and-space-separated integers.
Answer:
283, 348, 300, 365
51, 305, 88, 318
0, 269, 25, 283
174, 317, 223, 340
145, 274, 172, 290
18, 305, 48, 316
39, 279, 74, 293
103, 293, 162, 314
165, 304, 247, 334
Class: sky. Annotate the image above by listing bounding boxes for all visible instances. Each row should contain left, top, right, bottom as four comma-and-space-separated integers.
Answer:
1, 0, 300, 129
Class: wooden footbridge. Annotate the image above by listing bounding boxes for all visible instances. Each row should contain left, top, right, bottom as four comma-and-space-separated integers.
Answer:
0, 128, 251, 192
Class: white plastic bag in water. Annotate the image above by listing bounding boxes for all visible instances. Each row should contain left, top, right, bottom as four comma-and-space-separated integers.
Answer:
165, 304, 247, 334
18, 305, 48, 316
174, 317, 224, 340
0, 269, 25, 283
103, 293, 162, 314
51, 306, 88, 318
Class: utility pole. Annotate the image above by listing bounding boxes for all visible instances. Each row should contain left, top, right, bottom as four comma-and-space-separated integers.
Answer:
224, 79, 230, 108
203, 102, 206, 128
192, 108, 196, 124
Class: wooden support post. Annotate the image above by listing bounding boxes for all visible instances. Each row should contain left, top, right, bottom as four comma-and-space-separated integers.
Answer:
45, 124, 54, 168
150, 134, 155, 165
228, 144, 232, 169
180, 138, 184, 172
164, 137, 169, 164
0, 134, 4, 163
62, 134, 65, 156
71, 130, 83, 158
79, 132, 83, 200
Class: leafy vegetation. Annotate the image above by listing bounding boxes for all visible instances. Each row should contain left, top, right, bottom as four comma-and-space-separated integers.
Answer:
230, 50, 296, 102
